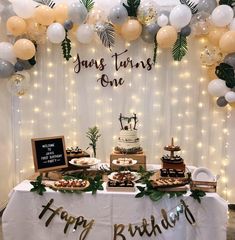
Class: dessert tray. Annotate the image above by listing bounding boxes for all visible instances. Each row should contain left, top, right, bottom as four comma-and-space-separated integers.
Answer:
106, 180, 135, 192
108, 171, 141, 182
69, 157, 100, 168
112, 158, 137, 167
45, 179, 90, 191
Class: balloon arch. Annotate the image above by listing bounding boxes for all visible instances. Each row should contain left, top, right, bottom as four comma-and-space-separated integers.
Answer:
0, 0, 235, 108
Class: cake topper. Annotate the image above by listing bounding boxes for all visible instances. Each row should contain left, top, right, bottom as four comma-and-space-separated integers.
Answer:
118, 113, 138, 130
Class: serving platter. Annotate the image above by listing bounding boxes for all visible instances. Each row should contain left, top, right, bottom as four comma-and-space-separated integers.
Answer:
112, 159, 137, 167
108, 171, 141, 182
191, 167, 215, 182
69, 157, 100, 168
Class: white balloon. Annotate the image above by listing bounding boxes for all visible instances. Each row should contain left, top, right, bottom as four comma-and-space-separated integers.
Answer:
208, 79, 230, 97
0, 42, 16, 64
76, 24, 94, 44
225, 91, 235, 102
211, 5, 234, 27
47, 23, 66, 44
229, 18, 235, 30
169, 4, 192, 29
12, 0, 35, 19
157, 14, 168, 27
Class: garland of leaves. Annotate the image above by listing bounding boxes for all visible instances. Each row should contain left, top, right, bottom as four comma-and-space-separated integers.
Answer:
123, 0, 141, 17
190, 189, 206, 203
81, 0, 95, 12
215, 63, 235, 88
30, 174, 46, 195
180, 0, 198, 14
172, 33, 188, 61
61, 30, 72, 61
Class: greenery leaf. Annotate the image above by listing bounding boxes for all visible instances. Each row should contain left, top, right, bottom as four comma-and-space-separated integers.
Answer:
33, 0, 55, 8
149, 191, 165, 202
96, 22, 115, 50
61, 30, 72, 61
219, 0, 235, 7
190, 189, 206, 203
180, 0, 198, 14
135, 192, 145, 198
86, 126, 101, 158
172, 33, 188, 61
123, 0, 140, 17
81, 0, 95, 12
30, 174, 46, 196
153, 36, 158, 64
215, 63, 235, 88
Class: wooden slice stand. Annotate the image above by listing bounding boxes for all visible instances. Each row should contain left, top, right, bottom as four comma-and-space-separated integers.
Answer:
190, 180, 217, 192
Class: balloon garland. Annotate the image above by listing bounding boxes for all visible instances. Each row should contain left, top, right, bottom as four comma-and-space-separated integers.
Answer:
0, 0, 235, 106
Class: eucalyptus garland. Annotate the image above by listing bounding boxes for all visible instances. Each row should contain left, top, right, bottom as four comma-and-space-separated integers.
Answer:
61, 30, 72, 61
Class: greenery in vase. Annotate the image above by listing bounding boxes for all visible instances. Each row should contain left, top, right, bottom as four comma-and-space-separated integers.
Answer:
86, 126, 101, 158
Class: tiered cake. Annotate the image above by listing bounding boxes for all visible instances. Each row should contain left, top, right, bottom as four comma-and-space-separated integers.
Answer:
114, 113, 142, 154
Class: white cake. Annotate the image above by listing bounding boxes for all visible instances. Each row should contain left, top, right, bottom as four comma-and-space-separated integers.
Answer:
115, 130, 142, 153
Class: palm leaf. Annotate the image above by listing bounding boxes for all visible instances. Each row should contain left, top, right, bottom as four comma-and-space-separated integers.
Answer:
180, 0, 198, 14
123, 0, 140, 17
219, 0, 235, 7
215, 63, 235, 88
172, 33, 188, 61
96, 22, 115, 50
81, 0, 94, 12
153, 35, 158, 64
61, 30, 72, 61
33, 0, 55, 8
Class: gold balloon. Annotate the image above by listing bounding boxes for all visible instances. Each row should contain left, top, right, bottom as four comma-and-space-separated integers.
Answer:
13, 39, 36, 60
219, 31, 235, 53
34, 5, 55, 26
7, 72, 31, 96
200, 45, 223, 66
54, 3, 68, 24
121, 19, 142, 41
86, 8, 106, 24
26, 18, 46, 44
208, 27, 228, 46
6, 16, 26, 36
156, 25, 177, 48
137, 1, 158, 25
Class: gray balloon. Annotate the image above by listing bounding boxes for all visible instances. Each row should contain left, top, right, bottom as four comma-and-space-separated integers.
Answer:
197, 0, 217, 14
17, 59, 33, 70
14, 62, 24, 71
64, 20, 74, 31
217, 96, 228, 107
0, 58, 14, 78
181, 25, 191, 37
141, 22, 160, 43
68, 1, 87, 24
224, 53, 235, 69
108, 5, 128, 25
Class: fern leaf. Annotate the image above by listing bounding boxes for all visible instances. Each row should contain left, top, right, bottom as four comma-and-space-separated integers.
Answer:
123, 0, 140, 17
219, 0, 235, 7
61, 31, 72, 61
33, 0, 55, 8
96, 22, 115, 50
81, 0, 94, 12
215, 63, 235, 88
153, 36, 158, 64
172, 33, 188, 61
180, 0, 198, 14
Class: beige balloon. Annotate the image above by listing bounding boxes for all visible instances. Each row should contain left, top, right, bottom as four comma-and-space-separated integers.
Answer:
34, 5, 55, 26
6, 16, 27, 36
156, 26, 177, 48
86, 8, 106, 24
208, 27, 228, 46
54, 3, 68, 24
219, 31, 235, 53
13, 39, 36, 60
121, 19, 142, 41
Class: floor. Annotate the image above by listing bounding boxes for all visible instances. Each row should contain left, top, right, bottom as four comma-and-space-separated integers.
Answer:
0, 210, 235, 239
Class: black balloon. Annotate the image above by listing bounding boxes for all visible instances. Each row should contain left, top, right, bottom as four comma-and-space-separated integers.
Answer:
181, 26, 191, 37
217, 96, 228, 107
14, 62, 24, 71
224, 53, 235, 69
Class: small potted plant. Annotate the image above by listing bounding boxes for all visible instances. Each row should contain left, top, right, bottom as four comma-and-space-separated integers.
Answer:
86, 126, 101, 158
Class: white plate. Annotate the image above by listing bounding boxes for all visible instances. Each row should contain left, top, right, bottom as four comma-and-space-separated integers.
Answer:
108, 171, 141, 182
191, 167, 215, 182
69, 158, 100, 168
112, 159, 137, 167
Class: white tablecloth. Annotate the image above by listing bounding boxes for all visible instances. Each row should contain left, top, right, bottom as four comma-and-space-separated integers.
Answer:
2, 180, 227, 240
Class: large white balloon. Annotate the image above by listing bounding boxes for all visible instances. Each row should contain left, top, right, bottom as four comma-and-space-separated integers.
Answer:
211, 5, 234, 27
76, 24, 94, 44
229, 18, 235, 30
47, 23, 66, 44
0, 42, 16, 64
169, 4, 192, 29
208, 79, 230, 97
12, 0, 35, 19
225, 91, 235, 102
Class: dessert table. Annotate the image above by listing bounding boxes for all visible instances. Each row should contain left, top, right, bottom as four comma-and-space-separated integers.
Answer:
2, 178, 227, 240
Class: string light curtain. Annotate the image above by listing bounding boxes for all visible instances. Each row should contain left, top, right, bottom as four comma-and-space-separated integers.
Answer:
11, 35, 231, 199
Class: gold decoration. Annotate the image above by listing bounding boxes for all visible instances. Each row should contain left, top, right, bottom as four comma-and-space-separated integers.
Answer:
200, 45, 223, 67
